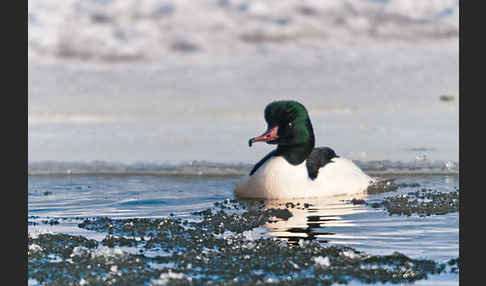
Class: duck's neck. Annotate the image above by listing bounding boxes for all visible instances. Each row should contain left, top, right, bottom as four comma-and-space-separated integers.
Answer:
277, 118, 315, 165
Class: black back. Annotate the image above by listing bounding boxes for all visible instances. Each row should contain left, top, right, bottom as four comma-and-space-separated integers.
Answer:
305, 147, 339, 180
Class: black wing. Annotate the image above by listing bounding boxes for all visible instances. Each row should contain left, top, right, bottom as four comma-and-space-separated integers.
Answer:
305, 147, 339, 180
249, 150, 280, 176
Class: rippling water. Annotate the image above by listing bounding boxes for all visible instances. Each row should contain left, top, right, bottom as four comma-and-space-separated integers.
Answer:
28, 174, 459, 265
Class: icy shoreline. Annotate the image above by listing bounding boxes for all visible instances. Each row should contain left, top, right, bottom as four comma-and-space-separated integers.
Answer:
28, 159, 458, 176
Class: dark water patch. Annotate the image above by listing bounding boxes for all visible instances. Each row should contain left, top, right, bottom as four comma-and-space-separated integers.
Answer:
29, 216, 88, 221
118, 199, 170, 206
118, 196, 229, 208
29, 208, 65, 214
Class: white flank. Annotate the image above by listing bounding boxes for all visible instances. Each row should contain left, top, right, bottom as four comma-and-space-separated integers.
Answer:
234, 156, 374, 199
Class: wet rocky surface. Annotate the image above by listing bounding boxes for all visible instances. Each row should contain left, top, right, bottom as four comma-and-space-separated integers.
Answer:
369, 188, 459, 217
360, 181, 459, 217
28, 199, 459, 285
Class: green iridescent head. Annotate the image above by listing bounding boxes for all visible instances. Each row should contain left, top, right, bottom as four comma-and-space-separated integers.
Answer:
249, 100, 315, 165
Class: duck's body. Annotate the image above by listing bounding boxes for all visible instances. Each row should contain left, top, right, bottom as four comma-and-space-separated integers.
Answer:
235, 155, 373, 199
234, 100, 375, 199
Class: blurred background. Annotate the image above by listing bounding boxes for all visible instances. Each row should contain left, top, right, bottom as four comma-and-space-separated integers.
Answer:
28, 0, 459, 171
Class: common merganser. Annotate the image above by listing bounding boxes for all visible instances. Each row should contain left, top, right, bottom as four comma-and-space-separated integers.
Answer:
234, 100, 375, 199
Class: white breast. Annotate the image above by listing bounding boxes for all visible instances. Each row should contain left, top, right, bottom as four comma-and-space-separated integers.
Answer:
234, 156, 374, 199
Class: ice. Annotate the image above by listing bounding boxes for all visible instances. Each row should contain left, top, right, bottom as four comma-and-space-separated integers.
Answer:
312, 256, 331, 268
150, 271, 188, 285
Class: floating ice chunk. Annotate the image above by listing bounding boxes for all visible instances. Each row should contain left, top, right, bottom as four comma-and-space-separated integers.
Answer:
28, 244, 43, 253
445, 161, 457, 170
313, 256, 331, 268
242, 227, 266, 241
70, 246, 89, 257
28, 278, 40, 286
47, 254, 63, 262
289, 260, 299, 269
91, 246, 125, 258
150, 270, 188, 285
297, 239, 311, 247
341, 250, 360, 259
213, 230, 236, 239
265, 277, 277, 283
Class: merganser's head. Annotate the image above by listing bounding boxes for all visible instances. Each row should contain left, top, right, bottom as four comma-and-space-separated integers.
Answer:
249, 100, 315, 149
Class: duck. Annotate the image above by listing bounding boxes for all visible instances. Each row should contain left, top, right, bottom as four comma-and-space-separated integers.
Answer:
234, 100, 376, 199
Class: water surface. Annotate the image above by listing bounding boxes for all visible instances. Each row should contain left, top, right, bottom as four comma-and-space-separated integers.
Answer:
28, 174, 459, 266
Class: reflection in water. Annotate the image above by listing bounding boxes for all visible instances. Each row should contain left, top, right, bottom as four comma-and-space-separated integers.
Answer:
238, 193, 369, 245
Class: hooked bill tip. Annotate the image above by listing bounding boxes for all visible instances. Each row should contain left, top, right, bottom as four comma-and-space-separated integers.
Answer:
248, 138, 253, 147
